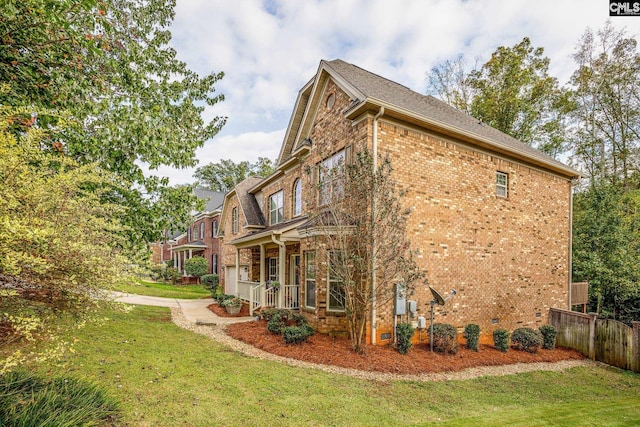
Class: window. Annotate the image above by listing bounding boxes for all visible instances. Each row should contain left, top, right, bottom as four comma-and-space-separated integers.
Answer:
328, 251, 345, 311
187, 228, 191, 242
268, 257, 279, 283
200, 222, 205, 239
269, 190, 284, 225
212, 254, 218, 275
293, 179, 302, 216
232, 207, 239, 234
212, 220, 218, 238
318, 149, 345, 205
193, 226, 198, 241
496, 172, 508, 198
305, 251, 316, 308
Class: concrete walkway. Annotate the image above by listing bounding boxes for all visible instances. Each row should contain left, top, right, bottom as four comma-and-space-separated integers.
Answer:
111, 291, 255, 325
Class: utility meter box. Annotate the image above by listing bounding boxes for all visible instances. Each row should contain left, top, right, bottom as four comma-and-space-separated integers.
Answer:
407, 300, 417, 315
394, 283, 406, 315
417, 316, 427, 329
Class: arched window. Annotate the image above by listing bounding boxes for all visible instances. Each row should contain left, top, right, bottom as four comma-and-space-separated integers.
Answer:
212, 220, 218, 238
200, 222, 205, 239
232, 207, 239, 234
293, 178, 302, 216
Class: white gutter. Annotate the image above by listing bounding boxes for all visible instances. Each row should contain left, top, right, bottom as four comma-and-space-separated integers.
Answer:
371, 106, 384, 345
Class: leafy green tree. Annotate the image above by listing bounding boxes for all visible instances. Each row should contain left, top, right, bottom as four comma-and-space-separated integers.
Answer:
427, 37, 570, 157
569, 22, 640, 188
194, 157, 275, 192
572, 184, 640, 323
0, 0, 225, 246
0, 105, 128, 372
184, 257, 208, 283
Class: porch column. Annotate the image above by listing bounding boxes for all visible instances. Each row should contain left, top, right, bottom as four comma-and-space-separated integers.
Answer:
278, 242, 285, 308
235, 248, 240, 284
259, 244, 265, 284
173, 251, 177, 268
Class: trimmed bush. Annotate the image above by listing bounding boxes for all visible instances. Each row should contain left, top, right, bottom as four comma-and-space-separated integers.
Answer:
463, 323, 481, 351
395, 322, 415, 354
260, 308, 291, 322
201, 274, 219, 294
283, 325, 314, 344
165, 267, 181, 285
539, 324, 557, 350
493, 328, 510, 352
512, 327, 543, 353
432, 323, 458, 354
184, 257, 208, 282
267, 312, 288, 334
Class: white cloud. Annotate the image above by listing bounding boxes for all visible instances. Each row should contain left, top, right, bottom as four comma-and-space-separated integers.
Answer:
157, 0, 632, 185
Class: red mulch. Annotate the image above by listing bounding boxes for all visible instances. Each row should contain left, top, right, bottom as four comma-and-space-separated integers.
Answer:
208, 302, 251, 317
224, 320, 585, 375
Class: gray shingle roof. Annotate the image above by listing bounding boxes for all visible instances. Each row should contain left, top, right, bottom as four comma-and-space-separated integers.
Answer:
194, 188, 225, 212
234, 177, 265, 227
323, 59, 580, 177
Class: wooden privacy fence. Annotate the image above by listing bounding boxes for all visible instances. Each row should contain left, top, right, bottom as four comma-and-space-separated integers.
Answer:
550, 308, 640, 372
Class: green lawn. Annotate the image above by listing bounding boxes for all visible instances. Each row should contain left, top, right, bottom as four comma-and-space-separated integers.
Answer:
45, 305, 640, 426
111, 279, 210, 299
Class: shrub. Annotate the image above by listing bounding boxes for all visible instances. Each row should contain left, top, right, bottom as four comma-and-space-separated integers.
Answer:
432, 323, 458, 354
493, 328, 510, 352
184, 257, 208, 282
201, 274, 219, 294
283, 325, 314, 344
463, 323, 481, 351
165, 267, 181, 285
0, 370, 120, 426
260, 308, 291, 322
539, 324, 557, 350
395, 323, 415, 354
267, 311, 288, 334
149, 264, 164, 280
214, 293, 235, 304
511, 327, 543, 353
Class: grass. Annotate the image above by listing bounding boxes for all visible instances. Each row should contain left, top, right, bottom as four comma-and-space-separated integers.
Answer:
111, 279, 210, 299
40, 305, 640, 426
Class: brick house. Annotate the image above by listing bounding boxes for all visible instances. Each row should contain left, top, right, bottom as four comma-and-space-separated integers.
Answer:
218, 59, 581, 344
151, 188, 225, 280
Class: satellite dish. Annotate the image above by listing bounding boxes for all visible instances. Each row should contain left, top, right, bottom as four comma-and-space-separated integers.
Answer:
429, 286, 446, 306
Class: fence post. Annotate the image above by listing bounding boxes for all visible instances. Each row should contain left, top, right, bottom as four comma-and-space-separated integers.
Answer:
632, 321, 640, 373
588, 312, 598, 360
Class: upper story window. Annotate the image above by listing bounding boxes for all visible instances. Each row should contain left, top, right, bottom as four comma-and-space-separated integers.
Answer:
212, 220, 218, 238
187, 228, 191, 242
269, 190, 284, 225
193, 226, 198, 241
199, 222, 205, 239
293, 179, 302, 217
318, 149, 345, 206
496, 171, 508, 198
232, 207, 239, 234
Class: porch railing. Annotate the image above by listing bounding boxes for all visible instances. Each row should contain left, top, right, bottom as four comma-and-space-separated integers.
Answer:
237, 280, 299, 315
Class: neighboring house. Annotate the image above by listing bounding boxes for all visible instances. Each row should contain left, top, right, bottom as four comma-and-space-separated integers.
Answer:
217, 59, 581, 344
151, 188, 225, 280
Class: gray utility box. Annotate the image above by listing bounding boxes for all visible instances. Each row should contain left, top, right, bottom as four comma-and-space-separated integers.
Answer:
394, 283, 406, 315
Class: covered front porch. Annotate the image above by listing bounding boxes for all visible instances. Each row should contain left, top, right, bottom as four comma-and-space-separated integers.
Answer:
227, 219, 305, 315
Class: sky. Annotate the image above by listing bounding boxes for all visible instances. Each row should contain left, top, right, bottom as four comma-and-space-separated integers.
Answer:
147, 0, 638, 185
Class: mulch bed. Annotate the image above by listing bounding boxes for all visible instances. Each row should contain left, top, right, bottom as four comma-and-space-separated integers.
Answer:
208, 302, 251, 317
225, 320, 586, 375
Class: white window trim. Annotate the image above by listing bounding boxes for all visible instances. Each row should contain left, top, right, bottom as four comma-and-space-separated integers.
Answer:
496, 171, 508, 198
232, 207, 239, 234
293, 179, 302, 217
305, 251, 316, 309
327, 251, 346, 312
269, 190, 284, 225
268, 257, 279, 283
318, 149, 345, 206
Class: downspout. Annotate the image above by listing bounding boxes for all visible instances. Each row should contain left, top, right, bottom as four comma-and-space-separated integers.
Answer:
568, 179, 575, 309
271, 233, 286, 308
371, 106, 384, 345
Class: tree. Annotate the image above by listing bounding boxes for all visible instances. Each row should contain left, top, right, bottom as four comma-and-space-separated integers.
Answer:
194, 157, 276, 192
184, 257, 208, 284
568, 22, 640, 188
0, 0, 226, 247
0, 105, 128, 372
427, 38, 570, 157
311, 150, 425, 353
